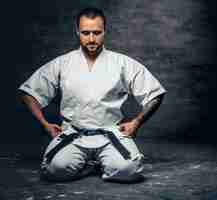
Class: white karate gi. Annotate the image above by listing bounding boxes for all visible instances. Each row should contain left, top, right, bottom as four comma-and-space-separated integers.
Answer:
19, 47, 166, 182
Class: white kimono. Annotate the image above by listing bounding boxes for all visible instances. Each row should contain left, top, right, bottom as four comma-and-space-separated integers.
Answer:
19, 47, 166, 148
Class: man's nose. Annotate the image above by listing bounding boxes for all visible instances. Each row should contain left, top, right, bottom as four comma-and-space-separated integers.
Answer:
89, 33, 95, 42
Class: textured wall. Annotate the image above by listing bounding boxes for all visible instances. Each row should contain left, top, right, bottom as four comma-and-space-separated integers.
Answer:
15, 0, 217, 146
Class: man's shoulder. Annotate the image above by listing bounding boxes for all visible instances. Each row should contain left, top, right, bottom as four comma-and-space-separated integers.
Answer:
57, 49, 80, 61
107, 49, 140, 61
106, 49, 128, 59
44, 49, 79, 65
40, 49, 80, 72
106, 49, 144, 67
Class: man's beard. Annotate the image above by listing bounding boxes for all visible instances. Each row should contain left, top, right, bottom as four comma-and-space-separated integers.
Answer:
82, 43, 103, 57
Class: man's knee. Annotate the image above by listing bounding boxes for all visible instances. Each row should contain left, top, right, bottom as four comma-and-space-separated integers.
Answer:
41, 156, 85, 181
102, 155, 144, 182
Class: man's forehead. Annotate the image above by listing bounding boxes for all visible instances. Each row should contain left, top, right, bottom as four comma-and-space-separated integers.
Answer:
79, 16, 104, 29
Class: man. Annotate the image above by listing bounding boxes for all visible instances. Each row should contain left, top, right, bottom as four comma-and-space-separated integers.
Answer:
19, 7, 166, 183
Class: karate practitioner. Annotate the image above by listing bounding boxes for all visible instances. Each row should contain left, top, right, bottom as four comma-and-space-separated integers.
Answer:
19, 7, 166, 182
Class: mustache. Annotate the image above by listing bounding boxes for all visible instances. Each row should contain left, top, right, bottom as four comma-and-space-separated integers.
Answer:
86, 42, 98, 45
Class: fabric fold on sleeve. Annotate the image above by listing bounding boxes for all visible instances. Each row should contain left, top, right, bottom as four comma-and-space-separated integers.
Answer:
123, 56, 166, 109
18, 58, 61, 108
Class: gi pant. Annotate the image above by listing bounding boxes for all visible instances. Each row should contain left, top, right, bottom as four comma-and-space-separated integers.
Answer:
40, 127, 145, 182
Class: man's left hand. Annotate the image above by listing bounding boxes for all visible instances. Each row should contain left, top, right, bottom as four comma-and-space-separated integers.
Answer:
118, 120, 140, 138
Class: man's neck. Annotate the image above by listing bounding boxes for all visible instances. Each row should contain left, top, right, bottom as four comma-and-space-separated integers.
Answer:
81, 47, 103, 69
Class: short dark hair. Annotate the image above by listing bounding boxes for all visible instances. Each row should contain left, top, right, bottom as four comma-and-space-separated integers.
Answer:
76, 7, 106, 31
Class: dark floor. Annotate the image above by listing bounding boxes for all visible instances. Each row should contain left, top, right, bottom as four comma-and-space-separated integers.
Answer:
1, 137, 217, 200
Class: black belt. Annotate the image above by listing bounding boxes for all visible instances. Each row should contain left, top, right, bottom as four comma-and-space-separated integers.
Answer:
45, 127, 131, 164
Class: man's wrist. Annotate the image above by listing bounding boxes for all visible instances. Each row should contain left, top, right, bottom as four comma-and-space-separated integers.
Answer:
132, 118, 141, 129
41, 120, 49, 128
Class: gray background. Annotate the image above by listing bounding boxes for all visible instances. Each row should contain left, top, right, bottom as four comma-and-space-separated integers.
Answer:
14, 0, 217, 153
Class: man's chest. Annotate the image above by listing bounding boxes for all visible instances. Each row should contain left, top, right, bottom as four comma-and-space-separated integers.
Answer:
60, 63, 127, 102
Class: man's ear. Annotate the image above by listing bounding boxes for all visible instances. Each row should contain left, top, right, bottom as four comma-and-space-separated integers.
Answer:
74, 22, 80, 37
101, 29, 106, 37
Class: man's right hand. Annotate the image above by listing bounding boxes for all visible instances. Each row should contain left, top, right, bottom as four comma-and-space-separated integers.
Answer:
20, 94, 62, 138
44, 123, 62, 138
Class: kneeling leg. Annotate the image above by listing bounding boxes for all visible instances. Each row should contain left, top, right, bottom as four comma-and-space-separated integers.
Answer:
41, 143, 89, 181
97, 138, 144, 182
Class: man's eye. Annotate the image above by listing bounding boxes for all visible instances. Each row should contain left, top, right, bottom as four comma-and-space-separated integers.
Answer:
81, 31, 90, 36
93, 31, 102, 35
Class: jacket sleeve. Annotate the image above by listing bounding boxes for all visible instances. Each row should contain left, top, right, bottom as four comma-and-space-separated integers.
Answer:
18, 57, 61, 108
123, 56, 166, 108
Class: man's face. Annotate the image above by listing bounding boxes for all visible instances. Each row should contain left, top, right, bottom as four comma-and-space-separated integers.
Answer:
79, 16, 105, 57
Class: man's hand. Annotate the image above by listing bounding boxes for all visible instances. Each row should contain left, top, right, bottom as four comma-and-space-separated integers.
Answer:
20, 94, 62, 138
44, 122, 62, 138
118, 120, 140, 138
118, 95, 164, 138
